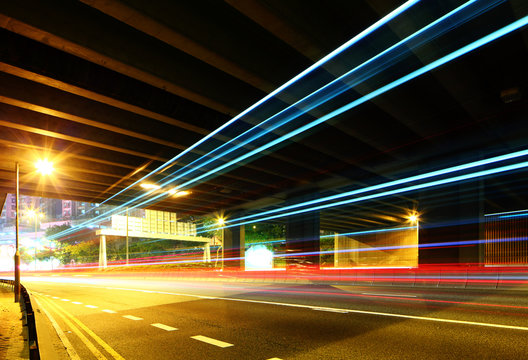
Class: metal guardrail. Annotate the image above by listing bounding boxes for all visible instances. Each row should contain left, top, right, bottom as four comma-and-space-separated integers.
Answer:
0, 279, 40, 360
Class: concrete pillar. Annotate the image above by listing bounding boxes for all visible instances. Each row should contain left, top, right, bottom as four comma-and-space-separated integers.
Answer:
203, 243, 211, 263
285, 192, 320, 269
418, 182, 481, 266
223, 225, 245, 269
98, 235, 107, 270
334, 232, 339, 268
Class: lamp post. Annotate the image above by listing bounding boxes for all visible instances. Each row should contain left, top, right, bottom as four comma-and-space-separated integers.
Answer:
14, 162, 20, 302
14, 159, 53, 302
27, 210, 43, 271
217, 217, 225, 270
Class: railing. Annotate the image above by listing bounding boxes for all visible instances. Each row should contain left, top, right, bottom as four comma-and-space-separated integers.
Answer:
0, 279, 40, 360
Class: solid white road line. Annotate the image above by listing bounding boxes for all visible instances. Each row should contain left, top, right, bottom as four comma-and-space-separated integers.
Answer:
191, 335, 233, 348
151, 323, 178, 331
311, 307, 349, 313
123, 315, 143, 321
85, 305, 98, 308
362, 292, 417, 298
102, 309, 117, 313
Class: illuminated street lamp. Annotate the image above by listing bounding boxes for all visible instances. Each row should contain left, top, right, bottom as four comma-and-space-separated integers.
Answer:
27, 210, 44, 271
408, 212, 420, 247
14, 159, 53, 302
217, 217, 225, 270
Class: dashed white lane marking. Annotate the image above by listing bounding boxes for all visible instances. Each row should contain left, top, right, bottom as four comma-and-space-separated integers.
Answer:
102, 309, 117, 314
123, 315, 143, 321
72, 302, 82, 305
362, 292, 417, 298
311, 307, 349, 313
85, 305, 98, 308
191, 335, 233, 348
61, 299, 70, 301
45, 294, 51, 297
52, 296, 59, 299
151, 323, 177, 331
73, 275, 90, 277
267, 358, 283, 360
78, 285, 528, 332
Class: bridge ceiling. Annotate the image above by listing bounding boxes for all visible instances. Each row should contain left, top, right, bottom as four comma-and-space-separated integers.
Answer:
0, 1, 527, 230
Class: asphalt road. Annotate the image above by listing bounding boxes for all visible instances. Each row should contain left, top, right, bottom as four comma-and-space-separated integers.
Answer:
22, 274, 528, 359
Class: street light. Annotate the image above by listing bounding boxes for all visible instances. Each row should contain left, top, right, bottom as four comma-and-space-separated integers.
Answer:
27, 210, 44, 271
217, 217, 225, 270
14, 159, 53, 302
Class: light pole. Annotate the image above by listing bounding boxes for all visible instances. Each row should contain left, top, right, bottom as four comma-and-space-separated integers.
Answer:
14, 162, 20, 303
217, 217, 225, 270
27, 210, 43, 271
14, 159, 53, 303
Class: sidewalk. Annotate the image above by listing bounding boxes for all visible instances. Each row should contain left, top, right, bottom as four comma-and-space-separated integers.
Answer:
0, 284, 28, 360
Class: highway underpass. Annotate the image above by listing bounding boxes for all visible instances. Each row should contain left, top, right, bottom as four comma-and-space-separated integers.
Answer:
1, 1, 528, 359
20, 273, 528, 360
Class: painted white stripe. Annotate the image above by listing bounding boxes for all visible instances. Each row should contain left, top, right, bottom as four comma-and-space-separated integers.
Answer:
151, 323, 177, 331
73, 275, 90, 277
191, 335, 233, 348
123, 315, 143, 321
85, 305, 98, 309
52, 296, 59, 299
311, 307, 349, 313
267, 358, 283, 360
61, 299, 70, 301
91, 285, 528, 332
102, 309, 117, 314
72, 302, 82, 305
362, 292, 417, 298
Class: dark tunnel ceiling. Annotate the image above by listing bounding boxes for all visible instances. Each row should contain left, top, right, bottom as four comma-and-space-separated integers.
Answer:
0, 0, 527, 230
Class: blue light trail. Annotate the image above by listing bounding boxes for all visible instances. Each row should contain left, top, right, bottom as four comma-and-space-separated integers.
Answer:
92, 0, 420, 207
154, 0, 495, 191
49, 9, 528, 240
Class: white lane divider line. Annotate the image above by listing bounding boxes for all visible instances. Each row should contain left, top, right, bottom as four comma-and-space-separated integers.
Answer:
96, 286, 528, 332
61, 299, 70, 301
123, 315, 143, 321
191, 335, 234, 348
311, 307, 349, 313
85, 305, 98, 309
267, 358, 283, 360
362, 292, 417, 298
151, 323, 178, 331
102, 309, 117, 314
72, 302, 82, 305
52, 296, 59, 299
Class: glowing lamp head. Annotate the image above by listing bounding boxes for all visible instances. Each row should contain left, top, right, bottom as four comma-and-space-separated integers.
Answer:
27, 209, 36, 218
140, 183, 161, 190
408, 214, 419, 223
35, 159, 53, 175
217, 217, 225, 226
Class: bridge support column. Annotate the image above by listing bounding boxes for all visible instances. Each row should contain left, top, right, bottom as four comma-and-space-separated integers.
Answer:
98, 235, 107, 270
285, 192, 320, 270
223, 225, 245, 270
203, 243, 211, 263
